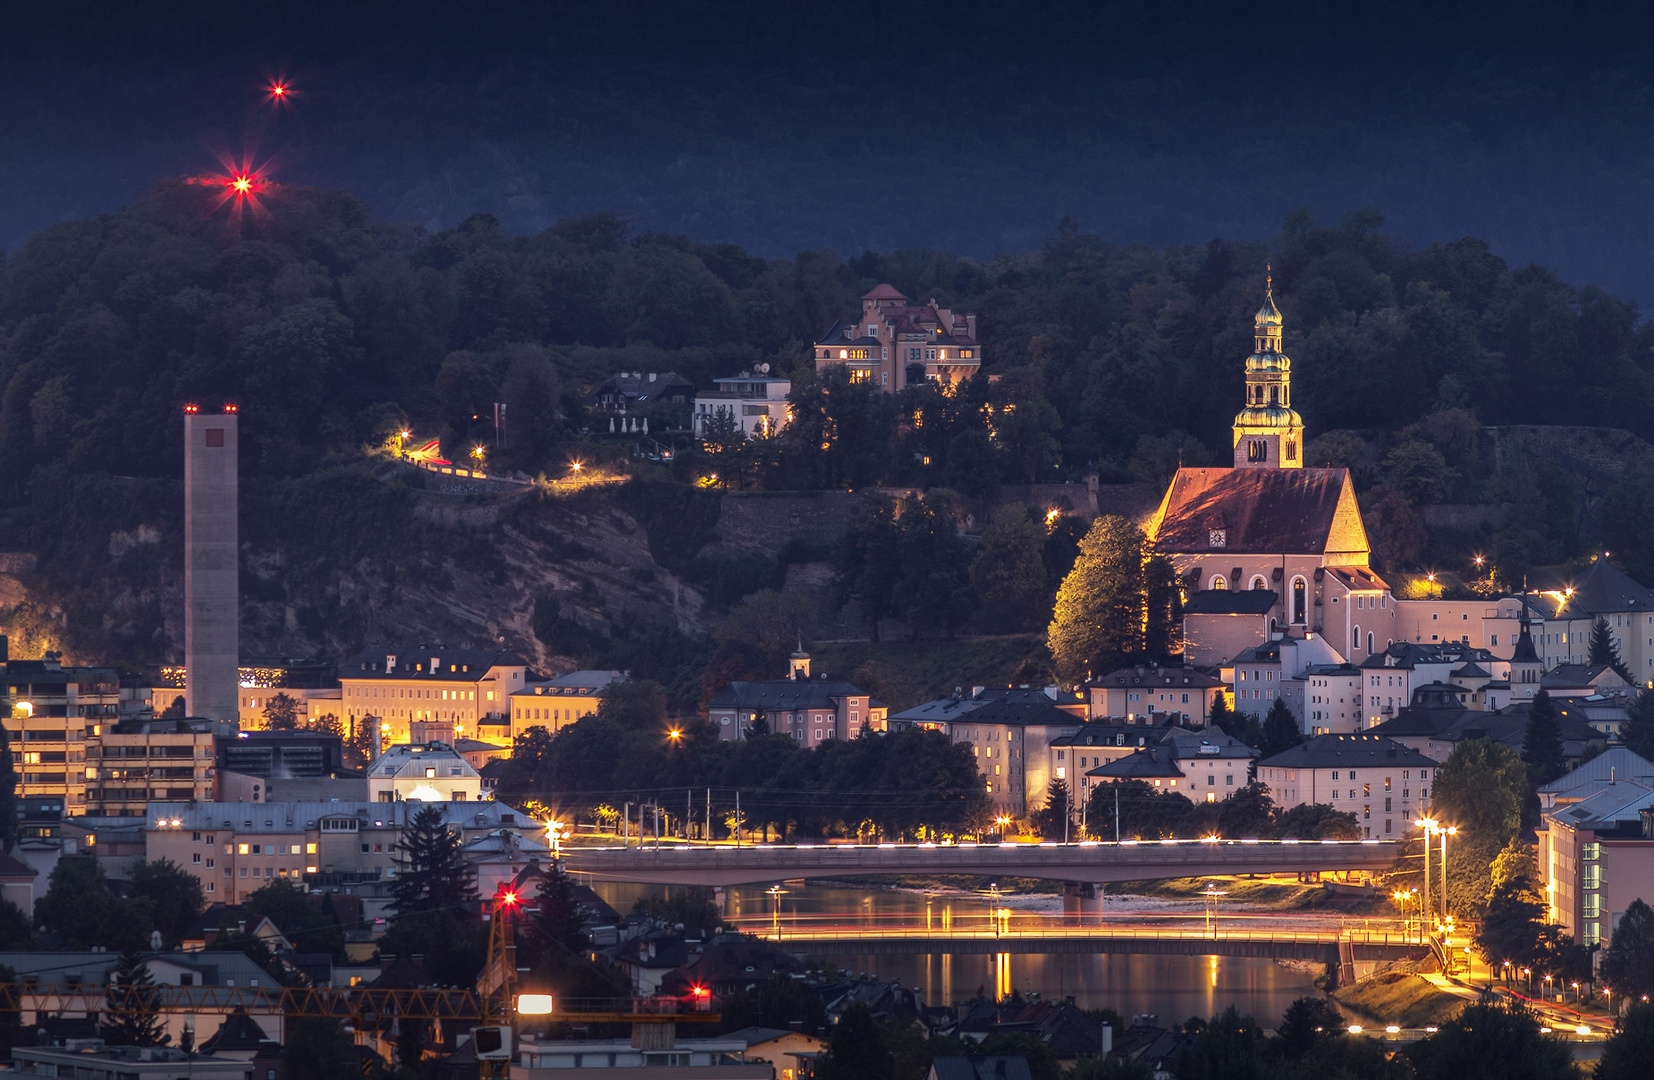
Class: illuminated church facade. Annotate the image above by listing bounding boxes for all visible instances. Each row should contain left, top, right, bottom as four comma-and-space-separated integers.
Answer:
1145, 281, 1394, 666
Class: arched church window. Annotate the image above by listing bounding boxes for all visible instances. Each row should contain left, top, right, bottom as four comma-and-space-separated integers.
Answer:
1292, 577, 1308, 624
1353, 625, 1361, 653
1269, 386, 1278, 405
1250, 576, 1267, 590
1211, 576, 1227, 591
1249, 439, 1268, 462
1369, 632, 1375, 654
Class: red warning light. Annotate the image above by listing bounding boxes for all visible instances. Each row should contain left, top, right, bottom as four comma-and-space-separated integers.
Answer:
223, 404, 238, 414
184, 404, 199, 414
501, 890, 518, 906
270, 83, 288, 98
690, 984, 710, 998
232, 176, 252, 194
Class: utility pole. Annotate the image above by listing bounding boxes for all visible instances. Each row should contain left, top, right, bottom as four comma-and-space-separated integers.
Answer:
735, 790, 742, 847
1114, 785, 1121, 843
687, 789, 692, 841
706, 787, 711, 842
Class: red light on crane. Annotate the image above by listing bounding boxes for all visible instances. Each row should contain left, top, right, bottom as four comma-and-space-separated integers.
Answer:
501, 890, 518, 906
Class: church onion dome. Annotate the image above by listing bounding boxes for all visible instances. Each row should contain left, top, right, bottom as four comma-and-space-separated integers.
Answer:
1244, 350, 1290, 374
1234, 404, 1304, 429
1255, 287, 1283, 327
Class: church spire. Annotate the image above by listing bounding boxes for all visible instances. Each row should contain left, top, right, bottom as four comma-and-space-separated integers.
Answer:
1232, 271, 1303, 469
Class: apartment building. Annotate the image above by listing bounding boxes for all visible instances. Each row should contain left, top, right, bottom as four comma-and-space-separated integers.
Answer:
1255, 733, 1437, 839
1084, 729, 1257, 803
1047, 724, 1170, 802
1537, 749, 1654, 948
338, 647, 529, 745
144, 800, 532, 905
1086, 666, 1224, 726
932, 698, 1084, 817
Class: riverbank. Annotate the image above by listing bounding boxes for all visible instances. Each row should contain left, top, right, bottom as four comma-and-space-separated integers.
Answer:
1333, 973, 1466, 1027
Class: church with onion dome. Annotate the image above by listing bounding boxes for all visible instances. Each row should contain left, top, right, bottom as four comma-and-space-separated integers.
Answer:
1146, 278, 1393, 667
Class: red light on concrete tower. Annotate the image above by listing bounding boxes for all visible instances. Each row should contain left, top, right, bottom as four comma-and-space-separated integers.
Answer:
223, 404, 238, 414
184, 404, 199, 414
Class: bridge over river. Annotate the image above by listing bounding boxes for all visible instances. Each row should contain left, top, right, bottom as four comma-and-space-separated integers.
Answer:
561, 838, 1400, 888
749, 924, 1423, 967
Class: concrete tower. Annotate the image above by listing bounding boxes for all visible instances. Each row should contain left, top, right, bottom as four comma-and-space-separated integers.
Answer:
184, 405, 239, 721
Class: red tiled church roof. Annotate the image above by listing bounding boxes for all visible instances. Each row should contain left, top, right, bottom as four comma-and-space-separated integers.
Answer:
1145, 467, 1369, 559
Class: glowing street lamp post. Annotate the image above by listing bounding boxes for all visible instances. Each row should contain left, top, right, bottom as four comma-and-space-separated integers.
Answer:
767, 885, 787, 939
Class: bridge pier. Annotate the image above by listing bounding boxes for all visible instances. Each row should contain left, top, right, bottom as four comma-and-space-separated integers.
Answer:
713, 887, 728, 916
1061, 882, 1105, 919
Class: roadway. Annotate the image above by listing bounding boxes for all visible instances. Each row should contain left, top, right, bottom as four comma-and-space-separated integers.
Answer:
735, 923, 1422, 963
560, 837, 1400, 887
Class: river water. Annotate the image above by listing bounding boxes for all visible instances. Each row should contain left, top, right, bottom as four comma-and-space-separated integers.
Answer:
590, 881, 1327, 1027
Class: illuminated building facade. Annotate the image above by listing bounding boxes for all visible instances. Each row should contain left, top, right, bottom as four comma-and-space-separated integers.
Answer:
692, 372, 794, 439
1146, 285, 1387, 665
339, 647, 528, 745
812, 283, 981, 390
144, 799, 531, 904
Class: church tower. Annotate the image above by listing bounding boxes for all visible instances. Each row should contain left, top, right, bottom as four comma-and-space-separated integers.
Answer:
1232, 273, 1304, 469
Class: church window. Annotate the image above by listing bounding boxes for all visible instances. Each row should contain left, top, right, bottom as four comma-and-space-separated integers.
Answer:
1248, 439, 1268, 462
1250, 576, 1267, 590
1353, 626, 1361, 652
1368, 632, 1374, 654
1292, 577, 1308, 624
1285, 440, 1297, 461
1269, 386, 1279, 405
1211, 575, 1227, 591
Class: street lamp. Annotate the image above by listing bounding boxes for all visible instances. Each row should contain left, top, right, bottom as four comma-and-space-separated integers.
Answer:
767, 885, 787, 938
1520, 966, 1532, 995
1203, 882, 1228, 939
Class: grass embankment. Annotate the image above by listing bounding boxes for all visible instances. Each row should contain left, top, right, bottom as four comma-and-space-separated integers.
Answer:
1334, 973, 1465, 1027
1115, 876, 1365, 911
813, 636, 1051, 712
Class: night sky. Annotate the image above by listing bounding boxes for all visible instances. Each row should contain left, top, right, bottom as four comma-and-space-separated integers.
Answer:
4, 0, 1652, 307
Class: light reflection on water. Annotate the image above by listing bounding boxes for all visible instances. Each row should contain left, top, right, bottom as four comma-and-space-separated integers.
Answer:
590, 881, 1323, 1024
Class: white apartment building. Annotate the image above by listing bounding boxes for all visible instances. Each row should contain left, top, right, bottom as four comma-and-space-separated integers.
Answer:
693, 373, 793, 439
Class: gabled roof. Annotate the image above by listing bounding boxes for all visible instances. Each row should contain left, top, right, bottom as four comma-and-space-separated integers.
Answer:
930, 698, 1085, 729
1145, 467, 1369, 559
1547, 559, 1654, 618
1548, 780, 1654, 831
864, 284, 907, 300
708, 678, 868, 712
200, 1009, 276, 1054
1540, 747, 1654, 799
1257, 733, 1437, 770
1541, 664, 1626, 689
1156, 729, 1260, 760
1181, 589, 1277, 615
1088, 748, 1183, 779
1049, 723, 1164, 749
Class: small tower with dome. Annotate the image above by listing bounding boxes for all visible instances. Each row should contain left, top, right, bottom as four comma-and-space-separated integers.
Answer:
1232, 271, 1304, 469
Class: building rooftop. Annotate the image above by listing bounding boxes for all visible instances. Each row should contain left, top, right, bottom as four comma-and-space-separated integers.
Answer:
708, 678, 870, 712
1088, 666, 1225, 689
1145, 467, 1366, 556
1087, 748, 1184, 779
341, 647, 526, 680
1539, 747, 1654, 801
142, 800, 529, 833
1542, 559, 1654, 618
1257, 733, 1437, 771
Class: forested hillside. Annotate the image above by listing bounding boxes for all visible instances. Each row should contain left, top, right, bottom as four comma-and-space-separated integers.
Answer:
2, 179, 1653, 686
